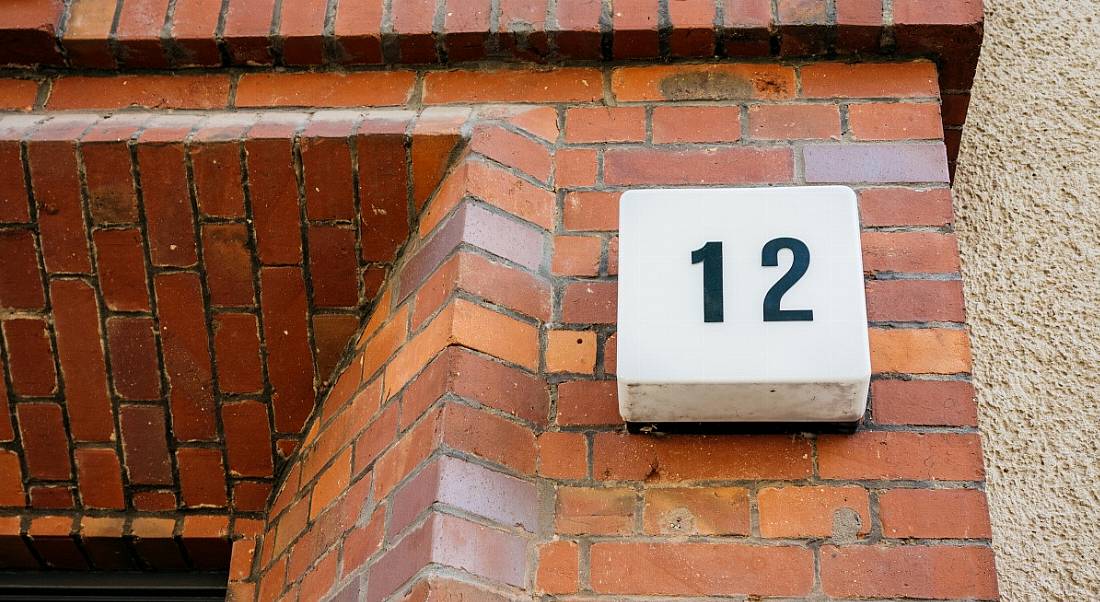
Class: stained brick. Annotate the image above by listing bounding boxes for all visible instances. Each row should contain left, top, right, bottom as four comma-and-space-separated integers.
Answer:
357, 128, 408, 262
333, 0, 384, 63
170, 0, 223, 65
0, 450, 25, 506
644, 488, 751, 535
536, 540, 579, 594
758, 486, 871, 538
63, 0, 118, 68
611, 64, 796, 101
93, 228, 151, 312
28, 139, 91, 273
469, 125, 553, 184
0, 140, 30, 223
155, 272, 217, 441
81, 143, 138, 224
668, 0, 717, 56
279, 0, 327, 65
48, 75, 231, 110
106, 316, 162, 400
300, 136, 356, 220
213, 312, 265, 395
441, 403, 537, 475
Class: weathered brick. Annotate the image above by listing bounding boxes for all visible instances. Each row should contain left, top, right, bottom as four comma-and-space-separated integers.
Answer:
0, 140, 30, 222
28, 139, 91, 273
538, 432, 588, 480
818, 431, 985, 480
0, 451, 24, 506
859, 187, 954, 227
564, 192, 619, 231
651, 106, 741, 143
590, 542, 814, 596
170, 0, 223, 66
423, 68, 603, 104
749, 104, 841, 139
758, 486, 871, 538
862, 232, 960, 273
260, 267, 315, 434
333, 0, 384, 63
300, 135, 356, 220
2, 318, 57, 396
561, 281, 617, 324
245, 137, 302, 266
222, 401, 274, 478
190, 142, 245, 218
213, 312, 264, 394
536, 540, 579, 594
469, 125, 552, 184
546, 332, 598, 375
48, 75, 231, 110
820, 545, 998, 599
441, 403, 537, 474
177, 447, 228, 507
556, 379, 619, 425
82, 143, 138, 224
309, 226, 359, 308
801, 62, 939, 98
611, 64, 796, 101
138, 144, 198, 267
554, 148, 598, 187
644, 488, 750, 535
114, 0, 171, 67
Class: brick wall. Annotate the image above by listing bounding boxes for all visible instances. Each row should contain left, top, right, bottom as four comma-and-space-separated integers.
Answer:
225, 62, 998, 601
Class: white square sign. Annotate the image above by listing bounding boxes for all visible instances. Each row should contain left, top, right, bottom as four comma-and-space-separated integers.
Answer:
617, 186, 870, 425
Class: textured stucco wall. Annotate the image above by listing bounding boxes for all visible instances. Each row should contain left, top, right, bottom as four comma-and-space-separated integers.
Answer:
953, 1, 1100, 599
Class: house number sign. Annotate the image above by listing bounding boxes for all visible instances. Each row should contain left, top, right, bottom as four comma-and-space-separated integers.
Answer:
616, 186, 871, 426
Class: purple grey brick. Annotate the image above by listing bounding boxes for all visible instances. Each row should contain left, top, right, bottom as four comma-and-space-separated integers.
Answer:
803, 143, 949, 183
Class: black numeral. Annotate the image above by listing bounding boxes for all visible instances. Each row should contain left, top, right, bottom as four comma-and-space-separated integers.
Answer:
691, 241, 724, 323
761, 237, 814, 322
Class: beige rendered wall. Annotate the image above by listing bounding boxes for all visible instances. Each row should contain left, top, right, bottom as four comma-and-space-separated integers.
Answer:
953, 1, 1100, 599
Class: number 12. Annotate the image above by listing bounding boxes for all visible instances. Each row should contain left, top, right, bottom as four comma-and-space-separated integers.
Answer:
690, 238, 814, 323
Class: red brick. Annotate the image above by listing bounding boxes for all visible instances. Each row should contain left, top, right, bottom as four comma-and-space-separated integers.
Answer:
2, 318, 57, 396
441, 403, 536, 475
301, 136, 355, 220
538, 432, 588, 479
190, 143, 245, 218
564, 191, 619, 231
0, 140, 30, 223
749, 104, 841, 139
299, 548, 338, 601
849, 102, 944, 140
801, 62, 939, 98
561, 281, 617, 323
536, 540, 579, 594
309, 226, 359, 307
605, 147, 792, 185
552, 236, 602, 276
279, 0, 327, 65
155, 272, 217, 441
313, 313, 360, 384
644, 488, 750, 535
880, 488, 991, 538
333, 0, 384, 63
16, 403, 70, 480
869, 328, 972, 374
74, 448, 125, 509
872, 379, 978, 426
93, 228, 150, 312
778, 0, 826, 22
556, 380, 619, 426
862, 232, 960, 273
556, 487, 635, 535
82, 143, 138, 224
222, 0, 276, 64
28, 140, 91, 273
758, 486, 871, 538
554, 148, 598, 187
893, 0, 983, 25
51, 279, 114, 441
0, 359, 11, 442
236, 72, 416, 107
499, 0, 550, 59
357, 129, 408, 262
611, 64, 796, 101
565, 107, 646, 143
651, 106, 741, 143
222, 401, 274, 478
555, 0, 602, 58
607, 236, 618, 275
391, 0, 437, 63
546, 331, 597, 374
469, 125, 552, 184
170, 0, 223, 65
213, 312, 265, 395
114, 0, 171, 67
260, 267, 315, 434
590, 542, 813, 596
866, 279, 965, 323
0, 451, 24, 506
310, 448, 352, 518
107, 316, 162, 400
0, 79, 37, 111
603, 332, 617, 374
133, 490, 176, 510
611, 0, 659, 58
29, 486, 74, 510
442, 0, 491, 61
820, 544, 997, 599
837, 0, 883, 24
818, 431, 985, 480
63, 0, 119, 68
48, 75, 230, 110
594, 432, 813, 481
423, 68, 603, 104
119, 405, 174, 485
202, 223, 255, 306
0, 230, 44, 309
233, 481, 272, 513
138, 144, 197, 267
244, 137, 302, 266
668, 0, 717, 56
859, 187, 954, 227
177, 447, 228, 507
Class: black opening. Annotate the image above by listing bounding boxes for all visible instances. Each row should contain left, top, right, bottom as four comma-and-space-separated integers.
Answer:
0, 572, 228, 601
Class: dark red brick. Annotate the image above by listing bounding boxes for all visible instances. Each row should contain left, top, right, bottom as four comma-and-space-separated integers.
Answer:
333, 0, 384, 63
133, 490, 177, 510
93, 228, 151, 312
357, 130, 409, 262
0, 140, 30, 223
190, 142, 245, 218
561, 281, 617, 324
51, 279, 114, 441
301, 136, 356, 220
279, 0, 327, 65
2, 318, 57, 396
222, 401, 274, 478
222, 0, 277, 64
261, 267, 315, 434
28, 140, 91, 273
309, 226, 359, 308
0, 230, 44, 309
202, 223, 255, 306
17, 403, 71, 480
81, 142, 138, 224
213, 312, 265, 395
138, 144, 198, 267
177, 447, 228, 507
154, 272, 217, 441
119, 405, 174, 485
245, 137, 302, 265
107, 316, 162, 400
0, 450, 25, 506
75, 448, 125, 509
170, 0, 223, 66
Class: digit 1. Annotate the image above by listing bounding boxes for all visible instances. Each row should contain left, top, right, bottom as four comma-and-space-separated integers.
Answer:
691, 241, 724, 323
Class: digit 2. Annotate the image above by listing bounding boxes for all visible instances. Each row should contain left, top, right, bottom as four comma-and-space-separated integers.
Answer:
762, 237, 813, 322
